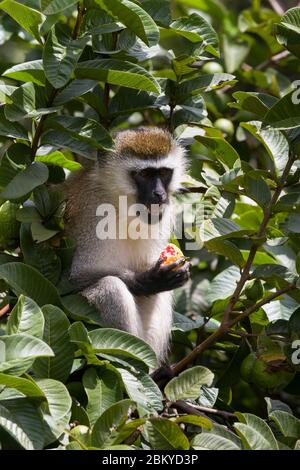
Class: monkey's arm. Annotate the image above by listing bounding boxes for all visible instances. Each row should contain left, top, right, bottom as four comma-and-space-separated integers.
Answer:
70, 251, 190, 296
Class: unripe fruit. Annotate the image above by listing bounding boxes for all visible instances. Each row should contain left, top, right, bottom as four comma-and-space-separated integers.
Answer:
240, 352, 257, 383
244, 279, 264, 301
240, 353, 295, 394
160, 243, 185, 268
202, 61, 224, 74
214, 118, 235, 137
0, 201, 20, 249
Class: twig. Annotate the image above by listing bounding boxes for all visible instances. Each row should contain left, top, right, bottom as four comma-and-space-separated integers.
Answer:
256, 50, 290, 71
102, 32, 118, 128
0, 304, 9, 318
124, 428, 142, 446
72, 3, 85, 39
172, 400, 235, 420
228, 285, 296, 327
267, 0, 284, 15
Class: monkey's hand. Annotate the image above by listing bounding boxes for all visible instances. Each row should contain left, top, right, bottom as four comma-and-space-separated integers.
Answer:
129, 258, 190, 296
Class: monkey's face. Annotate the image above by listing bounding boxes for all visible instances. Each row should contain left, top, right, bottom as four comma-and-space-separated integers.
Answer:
130, 166, 173, 221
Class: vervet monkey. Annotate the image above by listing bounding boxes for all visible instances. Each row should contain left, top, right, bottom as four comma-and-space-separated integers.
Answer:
63, 127, 190, 364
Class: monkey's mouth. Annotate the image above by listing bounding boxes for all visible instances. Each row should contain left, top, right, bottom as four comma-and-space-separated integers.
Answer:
146, 203, 165, 215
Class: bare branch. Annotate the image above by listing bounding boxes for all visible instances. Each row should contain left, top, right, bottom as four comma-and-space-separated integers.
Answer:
267, 0, 284, 15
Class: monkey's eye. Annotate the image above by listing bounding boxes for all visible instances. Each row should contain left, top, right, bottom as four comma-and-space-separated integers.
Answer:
159, 167, 173, 182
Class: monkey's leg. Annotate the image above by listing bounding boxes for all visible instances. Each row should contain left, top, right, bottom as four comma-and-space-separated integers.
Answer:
137, 292, 173, 365
82, 276, 143, 337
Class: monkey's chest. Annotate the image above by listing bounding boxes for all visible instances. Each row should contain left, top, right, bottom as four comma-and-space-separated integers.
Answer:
114, 238, 166, 271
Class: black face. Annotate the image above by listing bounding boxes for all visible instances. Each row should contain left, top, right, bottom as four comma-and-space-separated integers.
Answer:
130, 167, 173, 208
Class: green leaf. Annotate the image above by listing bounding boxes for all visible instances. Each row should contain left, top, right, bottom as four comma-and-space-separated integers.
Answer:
142, 0, 171, 27
234, 413, 279, 450
7, 295, 44, 339
176, 414, 212, 430
95, 0, 159, 47
205, 239, 245, 267
40, 129, 95, 160
0, 0, 45, 43
62, 295, 102, 325
41, 0, 78, 15
200, 218, 252, 243
45, 116, 113, 150
207, 266, 241, 303
36, 150, 81, 171
116, 367, 163, 416
0, 262, 62, 306
170, 13, 219, 56
275, 7, 300, 59
270, 410, 300, 438
3, 60, 45, 86
91, 399, 136, 448
229, 91, 277, 118
192, 424, 242, 450
263, 90, 300, 130
33, 305, 74, 383
241, 121, 289, 176
109, 88, 156, 116
176, 73, 236, 101
195, 135, 240, 168
75, 59, 161, 94
83, 367, 123, 425
88, 329, 157, 370
0, 400, 44, 449
35, 378, 72, 421
223, 34, 251, 73
244, 173, 271, 208
0, 108, 28, 140
143, 418, 190, 450
53, 79, 98, 106
0, 373, 46, 401
165, 366, 214, 401
0, 334, 54, 376
5, 82, 61, 122
0, 162, 49, 200
43, 26, 88, 88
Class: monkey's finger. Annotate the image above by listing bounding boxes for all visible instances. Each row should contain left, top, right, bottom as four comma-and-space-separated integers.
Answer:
159, 257, 186, 272
154, 257, 165, 271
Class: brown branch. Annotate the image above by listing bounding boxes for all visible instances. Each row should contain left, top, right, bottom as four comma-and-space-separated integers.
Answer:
72, 3, 85, 39
102, 32, 118, 128
256, 50, 290, 71
172, 400, 235, 420
228, 284, 296, 327
267, 0, 284, 15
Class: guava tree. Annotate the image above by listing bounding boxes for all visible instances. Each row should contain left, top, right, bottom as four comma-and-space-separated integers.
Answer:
0, 0, 300, 451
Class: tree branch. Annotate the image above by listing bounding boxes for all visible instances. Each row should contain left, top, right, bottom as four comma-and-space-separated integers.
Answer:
72, 3, 85, 39
267, 0, 284, 15
172, 400, 235, 420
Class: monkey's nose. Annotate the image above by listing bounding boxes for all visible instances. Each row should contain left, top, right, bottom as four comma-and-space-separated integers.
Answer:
153, 191, 167, 204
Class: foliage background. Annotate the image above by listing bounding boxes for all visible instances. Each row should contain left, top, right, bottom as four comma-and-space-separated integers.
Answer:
0, 0, 300, 450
